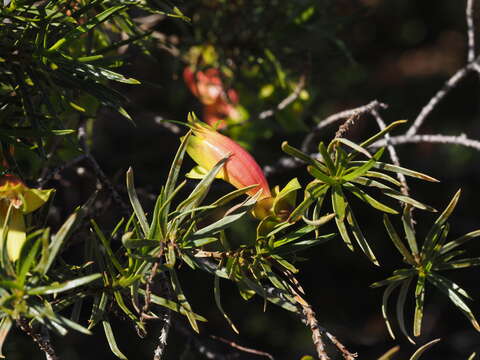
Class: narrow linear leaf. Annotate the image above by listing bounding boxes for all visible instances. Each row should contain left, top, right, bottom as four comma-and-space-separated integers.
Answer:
28, 273, 101, 295
396, 277, 415, 344
382, 281, 402, 340
409, 338, 441, 360
214, 275, 239, 334
344, 183, 398, 214
346, 207, 379, 265
383, 215, 415, 265
413, 274, 426, 337
360, 120, 408, 148
441, 230, 480, 255
103, 320, 128, 360
126, 168, 149, 237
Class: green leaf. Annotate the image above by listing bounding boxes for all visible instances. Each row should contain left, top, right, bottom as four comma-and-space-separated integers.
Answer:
240, 278, 300, 314
214, 275, 239, 334
409, 339, 441, 360
381, 189, 436, 212
381, 281, 402, 340
161, 132, 192, 232
396, 277, 415, 344
364, 171, 401, 186
302, 213, 335, 226
423, 190, 461, 256
342, 148, 385, 181
441, 229, 480, 255
0, 317, 12, 359
178, 156, 229, 212
318, 142, 335, 173
360, 120, 408, 148
344, 183, 398, 214
126, 167, 149, 237
402, 206, 419, 256
49, 5, 127, 51
103, 319, 128, 360
139, 290, 207, 321
356, 161, 439, 182
191, 192, 261, 239
332, 185, 346, 221
378, 346, 401, 360
371, 269, 415, 288
427, 273, 480, 331
413, 274, 426, 337
434, 257, 480, 270
331, 138, 373, 158
28, 273, 101, 295
41, 193, 95, 275
346, 207, 379, 265
306, 165, 335, 185
383, 215, 415, 265
170, 269, 199, 333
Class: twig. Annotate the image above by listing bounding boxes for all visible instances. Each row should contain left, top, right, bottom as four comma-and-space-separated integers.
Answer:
258, 75, 306, 120
324, 331, 357, 360
302, 100, 388, 152
37, 154, 87, 188
210, 335, 274, 360
153, 310, 172, 360
299, 300, 330, 360
406, 0, 480, 135
467, 0, 476, 63
405, 66, 472, 136
77, 118, 130, 218
17, 318, 59, 360
174, 322, 230, 360
370, 109, 409, 196
370, 133, 480, 151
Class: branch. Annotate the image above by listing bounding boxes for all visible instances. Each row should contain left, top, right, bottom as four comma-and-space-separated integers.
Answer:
406, 0, 480, 136
258, 75, 306, 120
78, 118, 131, 218
302, 100, 388, 152
370, 109, 409, 196
370, 133, 480, 151
467, 0, 476, 63
210, 335, 274, 360
17, 319, 59, 360
405, 66, 472, 136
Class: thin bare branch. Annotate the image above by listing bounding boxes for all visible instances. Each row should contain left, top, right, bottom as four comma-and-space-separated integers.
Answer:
324, 331, 357, 360
210, 335, 274, 360
371, 109, 409, 196
467, 0, 476, 62
17, 319, 59, 360
302, 100, 388, 152
258, 75, 306, 120
405, 66, 472, 136
371, 133, 480, 151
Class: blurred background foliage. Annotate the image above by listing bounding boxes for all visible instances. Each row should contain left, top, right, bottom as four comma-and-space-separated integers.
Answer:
2, 0, 480, 359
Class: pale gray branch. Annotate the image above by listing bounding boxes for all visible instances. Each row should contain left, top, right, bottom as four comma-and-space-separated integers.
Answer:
371, 133, 480, 151
302, 100, 388, 152
405, 66, 471, 136
371, 110, 409, 195
467, 0, 476, 62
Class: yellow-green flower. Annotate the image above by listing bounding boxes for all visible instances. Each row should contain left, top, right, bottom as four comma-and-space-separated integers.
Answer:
0, 175, 54, 261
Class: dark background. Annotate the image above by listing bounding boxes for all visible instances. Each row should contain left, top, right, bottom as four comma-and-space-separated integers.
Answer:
6, 0, 480, 359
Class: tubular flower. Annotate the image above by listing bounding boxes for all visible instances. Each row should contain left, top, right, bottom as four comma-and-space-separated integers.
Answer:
185, 115, 272, 218
0, 175, 54, 261
183, 67, 242, 129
